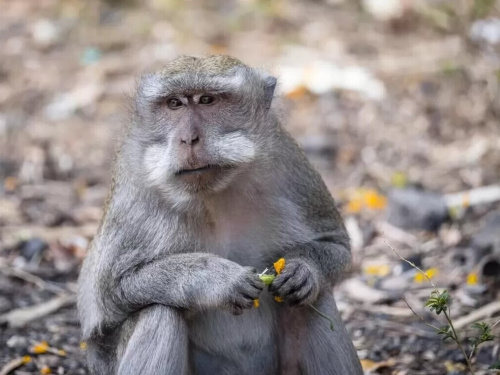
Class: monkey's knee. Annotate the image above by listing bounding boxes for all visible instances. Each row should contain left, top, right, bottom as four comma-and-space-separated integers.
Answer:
118, 305, 189, 375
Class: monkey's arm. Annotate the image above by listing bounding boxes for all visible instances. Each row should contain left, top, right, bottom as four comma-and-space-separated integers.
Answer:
269, 160, 351, 306
286, 226, 351, 283
113, 253, 263, 314
269, 227, 351, 306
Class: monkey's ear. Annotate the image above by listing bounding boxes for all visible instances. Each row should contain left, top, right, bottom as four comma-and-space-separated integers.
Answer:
263, 75, 277, 110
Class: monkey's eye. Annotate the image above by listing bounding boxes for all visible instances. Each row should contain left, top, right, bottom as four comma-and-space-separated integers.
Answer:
199, 95, 216, 105
167, 97, 183, 109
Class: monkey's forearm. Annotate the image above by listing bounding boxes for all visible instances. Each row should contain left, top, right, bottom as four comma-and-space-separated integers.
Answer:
284, 232, 351, 284
114, 253, 249, 312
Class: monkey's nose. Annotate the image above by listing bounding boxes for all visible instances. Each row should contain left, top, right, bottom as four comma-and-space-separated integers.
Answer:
181, 134, 200, 146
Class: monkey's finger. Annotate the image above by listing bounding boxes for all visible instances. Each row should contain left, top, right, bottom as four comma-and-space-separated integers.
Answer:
234, 296, 256, 310
287, 283, 314, 306
231, 306, 244, 315
249, 277, 265, 291
268, 265, 298, 293
240, 291, 259, 302
279, 275, 309, 298
244, 266, 259, 274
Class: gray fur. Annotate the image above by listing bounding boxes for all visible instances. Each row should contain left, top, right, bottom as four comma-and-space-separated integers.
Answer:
77, 55, 363, 375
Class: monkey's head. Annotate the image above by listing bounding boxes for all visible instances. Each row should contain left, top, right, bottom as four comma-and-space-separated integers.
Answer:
131, 55, 277, 203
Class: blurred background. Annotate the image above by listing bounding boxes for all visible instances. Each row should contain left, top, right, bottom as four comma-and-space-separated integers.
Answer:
1, 0, 500, 374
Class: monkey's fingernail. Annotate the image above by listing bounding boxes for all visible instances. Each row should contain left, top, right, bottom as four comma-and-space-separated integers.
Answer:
253, 299, 260, 308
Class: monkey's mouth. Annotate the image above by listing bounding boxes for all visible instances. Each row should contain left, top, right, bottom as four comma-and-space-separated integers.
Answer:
175, 164, 232, 176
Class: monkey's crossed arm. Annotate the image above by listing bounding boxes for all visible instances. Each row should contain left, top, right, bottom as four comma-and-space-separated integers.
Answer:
117, 253, 264, 315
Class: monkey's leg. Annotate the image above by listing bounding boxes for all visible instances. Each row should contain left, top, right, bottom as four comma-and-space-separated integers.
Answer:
279, 292, 363, 375
117, 305, 189, 375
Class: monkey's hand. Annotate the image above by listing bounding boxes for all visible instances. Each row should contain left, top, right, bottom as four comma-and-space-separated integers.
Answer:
221, 265, 264, 315
268, 259, 320, 306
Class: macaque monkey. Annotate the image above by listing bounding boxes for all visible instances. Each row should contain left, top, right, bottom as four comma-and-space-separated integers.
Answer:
78, 55, 363, 375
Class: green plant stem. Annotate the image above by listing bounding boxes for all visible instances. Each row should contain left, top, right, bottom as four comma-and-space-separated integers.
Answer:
308, 304, 334, 331
443, 311, 475, 375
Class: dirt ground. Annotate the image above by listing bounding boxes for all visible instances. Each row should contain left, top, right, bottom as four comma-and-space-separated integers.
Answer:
1, 0, 500, 374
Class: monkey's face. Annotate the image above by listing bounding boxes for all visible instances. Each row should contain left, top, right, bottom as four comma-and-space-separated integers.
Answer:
134, 59, 276, 203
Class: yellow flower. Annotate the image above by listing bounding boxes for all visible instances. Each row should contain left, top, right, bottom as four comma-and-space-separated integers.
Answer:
364, 190, 387, 210
40, 366, 52, 374
22, 356, 32, 364
364, 264, 391, 277
467, 273, 478, 286
274, 258, 285, 274
346, 198, 363, 213
31, 341, 49, 354
274, 296, 284, 303
253, 299, 260, 308
426, 268, 438, 279
80, 342, 87, 350
414, 268, 438, 283
346, 189, 387, 213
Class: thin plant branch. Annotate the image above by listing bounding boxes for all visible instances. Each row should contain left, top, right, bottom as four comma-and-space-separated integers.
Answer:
401, 296, 441, 331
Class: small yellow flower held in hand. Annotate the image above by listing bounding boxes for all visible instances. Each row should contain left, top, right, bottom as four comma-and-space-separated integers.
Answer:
259, 257, 335, 330
259, 274, 275, 285
273, 258, 285, 274
253, 299, 260, 308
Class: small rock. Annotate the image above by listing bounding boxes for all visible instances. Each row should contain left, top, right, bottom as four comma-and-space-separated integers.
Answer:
469, 18, 500, 46
299, 135, 338, 161
18, 238, 48, 262
379, 273, 414, 292
278, 60, 386, 100
45, 83, 103, 120
80, 47, 102, 66
7, 335, 28, 349
478, 255, 500, 281
387, 188, 448, 231
449, 247, 480, 271
471, 211, 500, 256
0, 295, 11, 313
362, 0, 405, 21
31, 19, 61, 48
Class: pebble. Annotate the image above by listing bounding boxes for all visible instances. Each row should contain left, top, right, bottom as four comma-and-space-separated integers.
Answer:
387, 188, 448, 231
6, 335, 28, 349
18, 237, 48, 262
31, 19, 61, 48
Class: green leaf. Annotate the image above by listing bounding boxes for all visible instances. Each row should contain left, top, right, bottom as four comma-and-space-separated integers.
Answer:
425, 290, 450, 316
489, 360, 500, 370
469, 322, 495, 347
436, 325, 454, 341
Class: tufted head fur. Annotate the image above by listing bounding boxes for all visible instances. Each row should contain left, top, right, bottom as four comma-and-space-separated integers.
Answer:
123, 55, 278, 206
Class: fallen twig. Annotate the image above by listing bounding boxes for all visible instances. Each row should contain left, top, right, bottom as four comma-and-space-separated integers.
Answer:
444, 185, 500, 208
0, 356, 30, 375
0, 265, 66, 294
0, 294, 76, 328
453, 301, 500, 331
